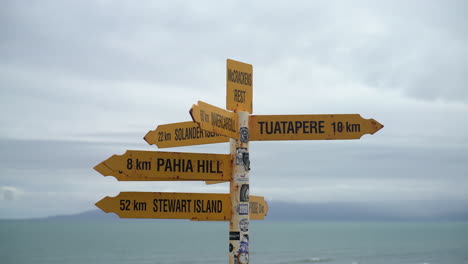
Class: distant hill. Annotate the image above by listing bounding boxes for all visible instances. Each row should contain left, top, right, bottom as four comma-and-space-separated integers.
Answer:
43, 209, 120, 221
267, 201, 468, 221
18, 201, 468, 222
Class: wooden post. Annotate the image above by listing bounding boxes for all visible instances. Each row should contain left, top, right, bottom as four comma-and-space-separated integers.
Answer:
229, 111, 250, 264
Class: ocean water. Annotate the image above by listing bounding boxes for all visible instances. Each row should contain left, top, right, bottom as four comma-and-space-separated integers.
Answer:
1, 220, 467, 264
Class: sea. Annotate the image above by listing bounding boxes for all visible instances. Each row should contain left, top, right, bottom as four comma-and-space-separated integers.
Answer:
1, 220, 467, 264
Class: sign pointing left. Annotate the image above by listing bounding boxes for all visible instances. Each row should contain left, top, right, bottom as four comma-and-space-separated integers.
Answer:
96, 192, 268, 221
94, 150, 232, 181
96, 192, 231, 221
144, 121, 229, 148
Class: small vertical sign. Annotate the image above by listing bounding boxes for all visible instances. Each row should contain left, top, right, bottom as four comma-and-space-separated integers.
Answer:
226, 59, 253, 113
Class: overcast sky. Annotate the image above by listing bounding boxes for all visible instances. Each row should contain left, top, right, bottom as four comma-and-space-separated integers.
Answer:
1, 0, 467, 219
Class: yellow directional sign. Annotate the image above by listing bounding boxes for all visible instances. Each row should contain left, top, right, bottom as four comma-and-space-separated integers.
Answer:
144, 121, 229, 148
226, 59, 253, 113
250, 114, 383, 141
96, 192, 268, 221
190, 101, 238, 139
94, 150, 231, 181
249, 195, 269, 220
96, 192, 231, 221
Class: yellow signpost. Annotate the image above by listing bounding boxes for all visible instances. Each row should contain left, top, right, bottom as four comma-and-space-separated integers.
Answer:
94, 58, 383, 264
226, 59, 253, 113
96, 192, 268, 221
94, 150, 232, 181
190, 101, 238, 139
144, 121, 229, 148
250, 114, 383, 141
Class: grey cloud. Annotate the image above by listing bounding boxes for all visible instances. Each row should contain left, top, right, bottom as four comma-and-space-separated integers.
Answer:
252, 141, 468, 180
248, 1, 468, 102
0, 186, 22, 201
2, 0, 467, 103
249, 139, 468, 203
0, 138, 152, 171
332, 1, 468, 102
1, 1, 231, 84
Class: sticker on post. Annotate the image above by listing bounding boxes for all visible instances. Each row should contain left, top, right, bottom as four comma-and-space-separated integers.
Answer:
239, 234, 249, 253
238, 252, 249, 264
230, 231, 240, 240
238, 234, 249, 264
236, 148, 247, 165
242, 152, 250, 171
239, 218, 249, 232
240, 184, 249, 202
237, 204, 249, 215
236, 148, 250, 171
235, 173, 248, 182
240, 127, 249, 143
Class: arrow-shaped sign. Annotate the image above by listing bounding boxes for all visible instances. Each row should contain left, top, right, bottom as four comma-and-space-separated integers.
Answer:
96, 192, 268, 221
190, 101, 238, 139
249, 114, 383, 141
144, 121, 229, 148
94, 150, 231, 181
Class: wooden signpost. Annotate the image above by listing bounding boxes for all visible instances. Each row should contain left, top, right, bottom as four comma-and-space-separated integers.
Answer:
95, 59, 383, 264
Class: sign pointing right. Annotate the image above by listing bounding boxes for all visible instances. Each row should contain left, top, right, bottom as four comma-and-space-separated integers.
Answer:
249, 114, 383, 141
